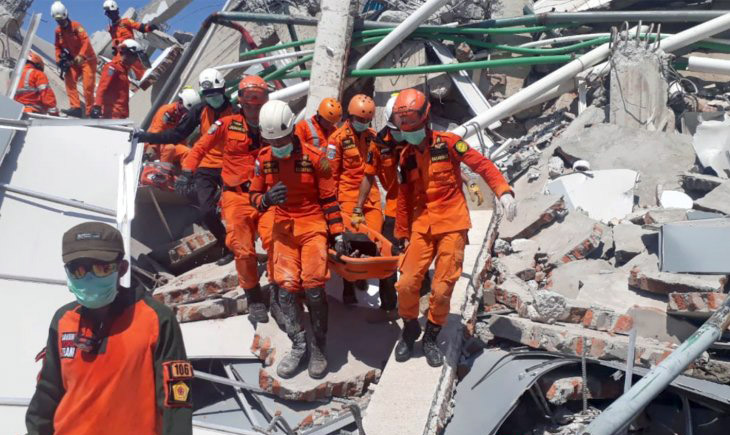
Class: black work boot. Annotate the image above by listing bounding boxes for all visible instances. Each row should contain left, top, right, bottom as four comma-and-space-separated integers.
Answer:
62, 107, 83, 118
342, 279, 357, 305
245, 284, 269, 324
395, 319, 422, 363
267, 283, 286, 330
216, 251, 235, 266
422, 321, 443, 367
305, 287, 329, 379
277, 290, 308, 378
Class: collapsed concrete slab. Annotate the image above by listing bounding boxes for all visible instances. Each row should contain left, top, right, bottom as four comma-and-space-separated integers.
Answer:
495, 243, 538, 281
498, 194, 566, 241
251, 298, 399, 401
626, 306, 697, 345
487, 314, 730, 383
694, 180, 730, 215
531, 211, 607, 267
627, 252, 725, 295
557, 124, 696, 207
576, 270, 667, 313
175, 298, 237, 323
667, 292, 728, 320
613, 223, 654, 265
547, 259, 614, 299
153, 262, 238, 306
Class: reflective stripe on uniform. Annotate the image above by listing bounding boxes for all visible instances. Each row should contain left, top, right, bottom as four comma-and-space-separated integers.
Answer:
16, 68, 39, 94
305, 118, 320, 149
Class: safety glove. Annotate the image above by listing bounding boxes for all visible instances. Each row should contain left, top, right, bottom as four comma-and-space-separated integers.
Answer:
499, 193, 517, 222
331, 234, 349, 257
393, 238, 408, 255
89, 106, 102, 119
467, 181, 484, 206
131, 129, 153, 143
350, 206, 365, 229
73, 55, 84, 66
262, 181, 287, 208
175, 170, 193, 197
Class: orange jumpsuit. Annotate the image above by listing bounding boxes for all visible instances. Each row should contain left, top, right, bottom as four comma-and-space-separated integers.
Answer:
182, 115, 272, 291
108, 18, 151, 81
328, 120, 383, 232
94, 59, 130, 119
294, 116, 330, 152
14, 64, 57, 114
364, 128, 405, 219
148, 102, 190, 165
55, 21, 97, 115
250, 139, 343, 293
395, 131, 512, 325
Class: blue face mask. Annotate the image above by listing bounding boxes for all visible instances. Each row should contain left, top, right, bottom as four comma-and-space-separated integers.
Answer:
402, 128, 427, 145
352, 120, 370, 133
205, 94, 226, 109
66, 271, 119, 309
391, 129, 404, 143
272, 143, 293, 159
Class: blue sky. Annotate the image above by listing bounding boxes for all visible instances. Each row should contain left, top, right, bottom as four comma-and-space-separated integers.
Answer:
25, 0, 226, 43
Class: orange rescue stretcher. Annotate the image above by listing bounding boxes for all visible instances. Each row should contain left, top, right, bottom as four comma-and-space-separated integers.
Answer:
327, 223, 401, 281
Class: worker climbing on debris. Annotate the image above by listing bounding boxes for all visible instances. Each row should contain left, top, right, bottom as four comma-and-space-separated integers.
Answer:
90, 39, 141, 119
144, 87, 201, 166
250, 100, 347, 380
134, 68, 235, 266
103, 0, 158, 82
26, 222, 192, 435
177, 75, 278, 325
294, 97, 343, 152
392, 88, 517, 367
327, 94, 382, 305
14, 52, 59, 116
51, 1, 96, 118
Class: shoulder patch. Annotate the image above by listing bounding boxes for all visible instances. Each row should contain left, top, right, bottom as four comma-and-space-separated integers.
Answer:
162, 360, 193, 408
295, 158, 314, 173
327, 144, 336, 160
263, 160, 279, 174
107, 67, 116, 77
454, 140, 469, 155
319, 155, 330, 173
207, 120, 222, 135
228, 120, 246, 133
162, 112, 172, 124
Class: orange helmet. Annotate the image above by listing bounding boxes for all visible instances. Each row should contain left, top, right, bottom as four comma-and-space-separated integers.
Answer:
238, 75, 269, 105
27, 52, 44, 71
317, 97, 343, 124
392, 88, 430, 132
347, 94, 375, 120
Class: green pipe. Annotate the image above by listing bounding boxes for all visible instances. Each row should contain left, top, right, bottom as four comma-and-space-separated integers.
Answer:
263, 54, 314, 81
355, 24, 568, 38
279, 55, 573, 80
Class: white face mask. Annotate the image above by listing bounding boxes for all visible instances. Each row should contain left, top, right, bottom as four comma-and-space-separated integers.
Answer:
205, 94, 226, 109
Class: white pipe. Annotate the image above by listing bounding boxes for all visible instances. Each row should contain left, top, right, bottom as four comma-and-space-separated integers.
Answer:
686, 56, 730, 76
7, 13, 41, 98
453, 12, 730, 140
215, 49, 314, 71
520, 33, 611, 48
269, 80, 310, 101
356, 0, 449, 70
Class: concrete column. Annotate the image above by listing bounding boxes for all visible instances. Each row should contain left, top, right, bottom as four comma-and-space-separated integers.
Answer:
303, 0, 358, 117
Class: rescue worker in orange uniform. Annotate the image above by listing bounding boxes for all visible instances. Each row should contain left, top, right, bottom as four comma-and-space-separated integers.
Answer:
293, 97, 342, 152
134, 69, 235, 265
144, 87, 201, 166
178, 75, 274, 324
250, 100, 347, 380
392, 89, 517, 367
91, 39, 142, 119
103, 0, 157, 82
51, 1, 97, 118
327, 94, 382, 304
26, 222, 192, 434
15, 52, 59, 116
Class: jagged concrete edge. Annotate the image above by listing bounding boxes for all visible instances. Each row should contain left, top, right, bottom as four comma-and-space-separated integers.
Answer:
424, 200, 502, 435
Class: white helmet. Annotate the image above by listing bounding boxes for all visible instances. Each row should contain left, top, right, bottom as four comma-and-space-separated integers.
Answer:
103, 0, 119, 11
384, 94, 398, 129
120, 39, 142, 54
178, 87, 201, 110
260, 100, 295, 140
198, 68, 225, 92
51, 1, 68, 20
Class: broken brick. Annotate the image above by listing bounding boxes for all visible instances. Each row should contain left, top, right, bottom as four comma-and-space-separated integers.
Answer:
153, 262, 238, 306
175, 298, 237, 323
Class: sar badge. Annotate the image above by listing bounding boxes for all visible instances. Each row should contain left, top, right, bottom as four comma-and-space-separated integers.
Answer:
454, 140, 469, 155
162, 360, 193, 408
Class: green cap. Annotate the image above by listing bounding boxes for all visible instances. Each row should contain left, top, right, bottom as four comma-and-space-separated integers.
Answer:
62, 222, 124, 264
